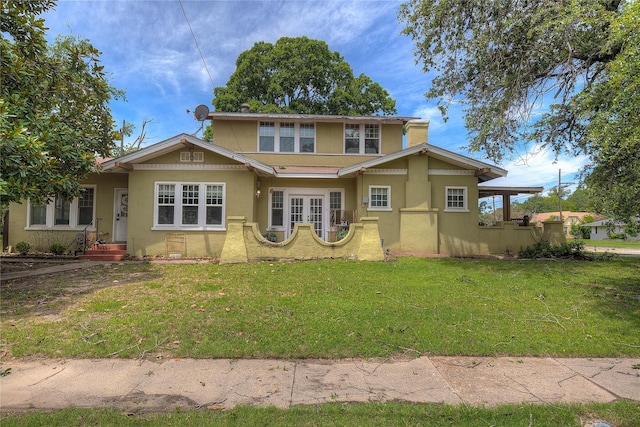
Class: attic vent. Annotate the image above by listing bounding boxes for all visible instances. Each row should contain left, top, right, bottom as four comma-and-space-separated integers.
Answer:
180, 151, 204, 162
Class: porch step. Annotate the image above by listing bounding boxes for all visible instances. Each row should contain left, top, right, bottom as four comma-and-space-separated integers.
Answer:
78, 243, 127, 261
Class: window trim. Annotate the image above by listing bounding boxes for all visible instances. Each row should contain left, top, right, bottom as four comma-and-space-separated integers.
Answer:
25, 185, 97, 230
266, 187, 345, 233
257, 121, 315, 153
445, 186, 469, 212
153, 182, 226, 230
269, 189, 285, 230
368, 185, 392, 211
344, 123, 381, 154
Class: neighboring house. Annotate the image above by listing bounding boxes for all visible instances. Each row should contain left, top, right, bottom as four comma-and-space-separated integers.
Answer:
530, 212, 604, 238
581, 218, 640, 241
6, 112, 564, 261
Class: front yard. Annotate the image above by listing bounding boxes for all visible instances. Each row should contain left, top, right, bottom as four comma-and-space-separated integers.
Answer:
2, 256, 639, 426
2, 257, 639, 360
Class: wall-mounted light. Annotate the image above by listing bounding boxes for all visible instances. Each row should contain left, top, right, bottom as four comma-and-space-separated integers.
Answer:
255, 178, 261, 198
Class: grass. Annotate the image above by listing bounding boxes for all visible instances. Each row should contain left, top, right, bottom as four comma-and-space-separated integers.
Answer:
578, 239, 640, 249
2, 257, 639, 359
1, 401, 639, 426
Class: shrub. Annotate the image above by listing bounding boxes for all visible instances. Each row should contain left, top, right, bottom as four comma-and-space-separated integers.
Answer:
519, 240, 585, 259
15, 241, 31, 255
49, 242, 67, 255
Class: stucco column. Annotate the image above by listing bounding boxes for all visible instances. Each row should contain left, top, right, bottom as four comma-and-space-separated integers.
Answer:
220, 216, 248, 264
358, 217, 385, 261
542, 221, 566, 245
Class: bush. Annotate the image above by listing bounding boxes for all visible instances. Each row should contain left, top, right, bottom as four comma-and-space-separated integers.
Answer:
519, 240, 585, 259
49, 242, 67, 255
15, 241, 31, 255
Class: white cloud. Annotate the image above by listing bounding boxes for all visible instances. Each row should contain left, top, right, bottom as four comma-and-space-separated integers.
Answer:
413, 106, 446, 131
487, 147, 589, 192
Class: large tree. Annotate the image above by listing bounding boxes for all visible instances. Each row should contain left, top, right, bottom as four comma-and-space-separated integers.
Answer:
1, 0, 123, 205
213, 36, 397, 115
399, 0, 639, 220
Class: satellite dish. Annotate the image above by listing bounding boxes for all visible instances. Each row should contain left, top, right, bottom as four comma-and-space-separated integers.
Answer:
193, 104, 210, 121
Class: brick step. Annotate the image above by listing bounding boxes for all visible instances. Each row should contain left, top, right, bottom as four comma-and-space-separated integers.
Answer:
78, 244, 127, 261
81, 249, 127, 256
78, 254, 126, 261
91, 243, 127, 251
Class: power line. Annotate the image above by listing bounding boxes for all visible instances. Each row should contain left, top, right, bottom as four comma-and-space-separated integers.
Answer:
178, 0, 215, 89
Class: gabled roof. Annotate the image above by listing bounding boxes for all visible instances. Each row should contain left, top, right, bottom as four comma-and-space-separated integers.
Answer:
101, 133, 275, 175
582, 216, 640, 227
100, 134, 507, 182
339, 143, 507, 181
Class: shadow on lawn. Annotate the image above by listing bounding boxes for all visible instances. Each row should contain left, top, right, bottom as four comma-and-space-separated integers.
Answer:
585, 271, 640, 327
0, 262, 162, 318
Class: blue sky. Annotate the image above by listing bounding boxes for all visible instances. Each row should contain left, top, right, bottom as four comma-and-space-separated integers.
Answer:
42, 0, 588, 206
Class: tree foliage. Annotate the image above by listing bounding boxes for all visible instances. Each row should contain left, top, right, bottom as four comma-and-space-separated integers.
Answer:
1, 0, 123, 205
213, 36, 397, 115
399, 0, 639, 220
513, 188, 594, 215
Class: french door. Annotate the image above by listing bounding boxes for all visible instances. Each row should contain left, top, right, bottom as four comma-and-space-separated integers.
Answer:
289, 195, 324, 239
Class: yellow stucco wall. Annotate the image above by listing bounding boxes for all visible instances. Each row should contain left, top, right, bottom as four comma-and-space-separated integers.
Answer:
6, 172, 128, 252
125, 168, 255, 258
211, 120, 405, 163
220, 216, 385, 263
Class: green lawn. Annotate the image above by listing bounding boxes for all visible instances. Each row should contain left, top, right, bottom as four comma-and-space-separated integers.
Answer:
2, 257, 639, 359
578, 239, 640, 249
1, 401, 639, 427
2, 257, 639, 425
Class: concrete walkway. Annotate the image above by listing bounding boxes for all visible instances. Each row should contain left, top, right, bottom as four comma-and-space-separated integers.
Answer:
1, 356, 638, 412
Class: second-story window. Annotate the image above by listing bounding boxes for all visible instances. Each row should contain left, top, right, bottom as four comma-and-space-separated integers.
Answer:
259, 122, 275, 151
300, 123, 315, 152
279, 123, 295, 152
258, 122, 315, 153
344, 123, 380, 154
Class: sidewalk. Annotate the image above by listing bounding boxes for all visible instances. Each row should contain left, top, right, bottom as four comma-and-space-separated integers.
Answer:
1, 356, 638, 413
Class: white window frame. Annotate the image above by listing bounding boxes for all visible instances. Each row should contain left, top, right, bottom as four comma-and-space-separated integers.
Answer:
267, 187, 344, 234
368, 185, 391, 211
269, 189, 285, 230
344, 123, 381, 154
25, 185, 97, 230
153, 182, 226, 230
257, 121, 315, 153
445, 186, 469, 212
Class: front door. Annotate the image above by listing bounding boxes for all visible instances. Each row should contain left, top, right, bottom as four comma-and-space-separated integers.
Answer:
289, 195, 324, 239
113, 188, 128, 242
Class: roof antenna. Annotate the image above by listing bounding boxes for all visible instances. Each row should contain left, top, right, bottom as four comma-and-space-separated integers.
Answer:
189, 104, 210, 136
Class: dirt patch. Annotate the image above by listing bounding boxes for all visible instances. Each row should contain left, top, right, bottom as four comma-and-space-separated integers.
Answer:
0, 261, 159, 318
0, 256, 77, 274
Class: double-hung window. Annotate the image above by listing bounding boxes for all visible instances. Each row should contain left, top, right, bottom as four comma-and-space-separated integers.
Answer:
344, 123, 380, 154
445, 186, 468, 212
26, 186, 96, 229
270, 190, 284, 228
155, 182, 225, 229
258, 122, 315, 152
259, 122, 275, 151
279, 123, 295, 152
368, 186, 391, 211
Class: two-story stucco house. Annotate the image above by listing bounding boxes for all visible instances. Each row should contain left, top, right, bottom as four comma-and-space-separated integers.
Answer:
6, 111, 563, 262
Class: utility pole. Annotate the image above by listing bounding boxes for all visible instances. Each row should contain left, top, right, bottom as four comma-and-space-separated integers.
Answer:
557, 169, 575, 224
558, 169, 563, 223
